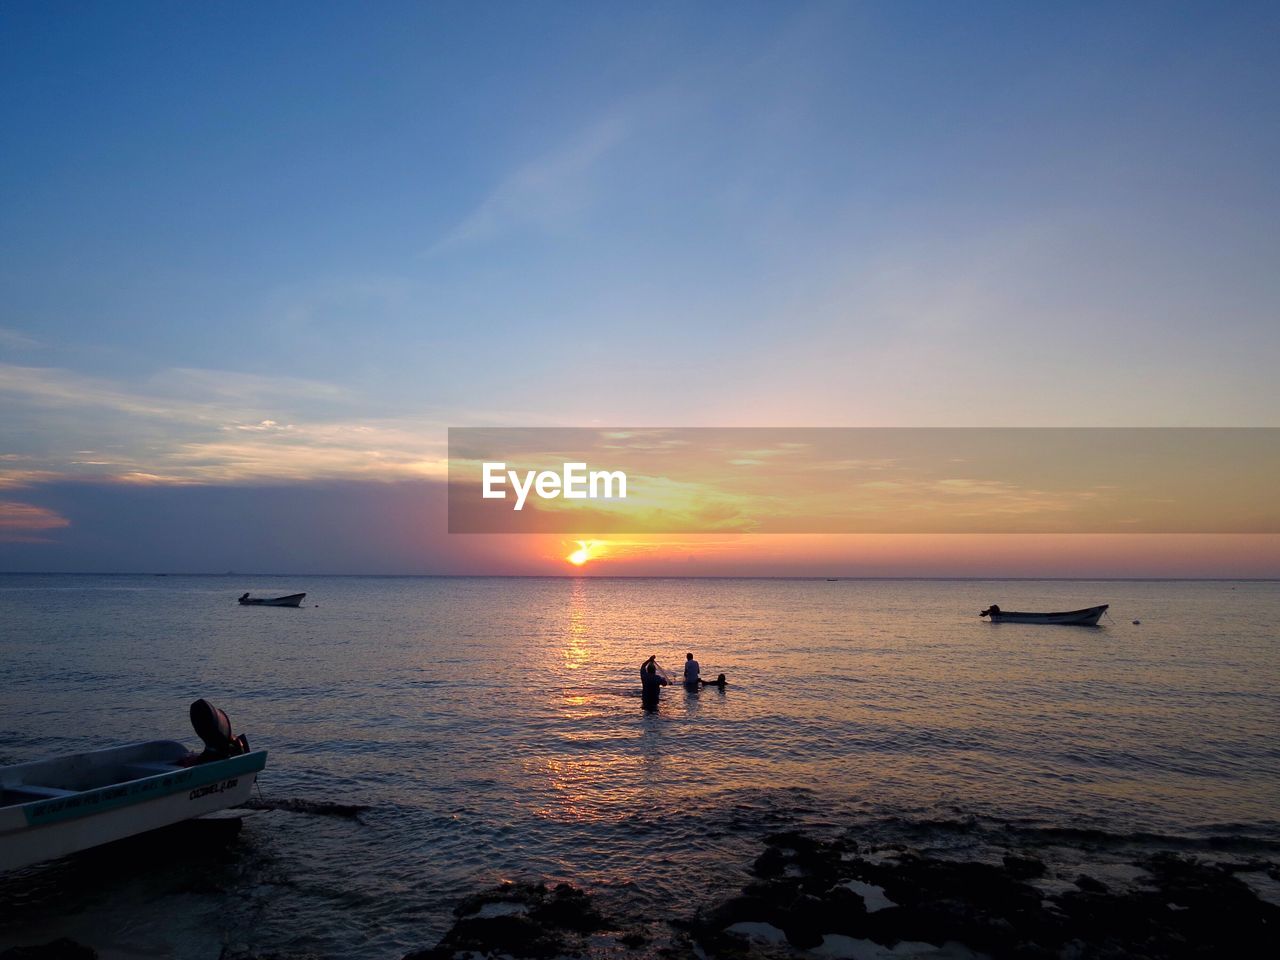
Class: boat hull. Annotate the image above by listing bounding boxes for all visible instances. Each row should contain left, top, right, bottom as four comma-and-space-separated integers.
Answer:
985, 604, 1108, 626
1, 742, 267, 872
238, 593, 306, 607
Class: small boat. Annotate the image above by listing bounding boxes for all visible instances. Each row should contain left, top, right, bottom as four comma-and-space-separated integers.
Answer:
980, 603, 1108, 626
238, 592, 306, 607
1, 700, 267, 872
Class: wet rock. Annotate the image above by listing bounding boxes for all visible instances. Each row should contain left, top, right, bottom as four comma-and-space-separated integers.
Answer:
406, 915, 561, 959
812, 884, 869, 930
404, 880, 612, 959
750, 832, 855, 893
751, 846, 787, 878
856, 852, 1043, 919
1132, 852, 1280, 954
777, 893, 826, 949
702, 893, 783, 930
1003, 853, 1046, 879
763, 831, 824, 857
452, 879, 541, 918
1052, 887, 1159, 950
1075, 874, 1108, 894
0, 941, 96, 960
529, 882, 607, 932
742, 877, 802, 903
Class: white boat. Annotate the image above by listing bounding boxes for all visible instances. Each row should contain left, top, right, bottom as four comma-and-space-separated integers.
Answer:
238, 592, 306, 607
980, 603, 1109, 626
1, 702, 267, 872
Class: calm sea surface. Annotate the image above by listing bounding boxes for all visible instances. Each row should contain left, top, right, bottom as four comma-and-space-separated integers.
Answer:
1, 575, 1277, 957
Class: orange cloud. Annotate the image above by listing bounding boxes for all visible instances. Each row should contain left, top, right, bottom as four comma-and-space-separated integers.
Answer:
0, 500, 70, 542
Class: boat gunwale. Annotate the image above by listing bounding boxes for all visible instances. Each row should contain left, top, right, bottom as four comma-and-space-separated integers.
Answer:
1, 746, 267, 826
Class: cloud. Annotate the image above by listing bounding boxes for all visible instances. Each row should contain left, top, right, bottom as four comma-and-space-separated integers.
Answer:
0, 471, 66, 490
0, 500, 70, 541
0, 327, 41, 350
150, 367, 351, 405
0, 362, 449, 487
0, 362, 182, 418
0, 362, 355, 424
427, 116, 629, 254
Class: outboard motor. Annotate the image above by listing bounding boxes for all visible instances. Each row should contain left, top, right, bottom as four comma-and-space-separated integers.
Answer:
189, 698, 250, 763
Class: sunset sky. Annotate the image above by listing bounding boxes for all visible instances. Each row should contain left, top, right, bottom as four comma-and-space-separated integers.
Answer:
2, 2, 1278, 575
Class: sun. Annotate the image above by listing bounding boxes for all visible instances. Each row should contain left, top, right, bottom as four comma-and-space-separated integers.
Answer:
566, 540, 594, 566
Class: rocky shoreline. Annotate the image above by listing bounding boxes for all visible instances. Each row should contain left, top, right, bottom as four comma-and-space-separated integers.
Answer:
682, 830, 1280, 958
5, 828, 1278, 960
385, 829, 1280, 960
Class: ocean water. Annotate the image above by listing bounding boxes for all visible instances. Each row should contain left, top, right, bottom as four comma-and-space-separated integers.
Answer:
1, 575, 1277, 958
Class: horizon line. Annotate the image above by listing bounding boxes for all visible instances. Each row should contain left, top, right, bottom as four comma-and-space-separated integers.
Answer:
1, 571, 1277, 583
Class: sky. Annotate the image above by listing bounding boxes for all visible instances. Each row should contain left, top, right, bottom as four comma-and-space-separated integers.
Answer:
1, 1, 1278, 575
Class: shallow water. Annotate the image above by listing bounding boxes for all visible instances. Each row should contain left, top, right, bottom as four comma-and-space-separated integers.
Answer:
1, 575, 1277, 957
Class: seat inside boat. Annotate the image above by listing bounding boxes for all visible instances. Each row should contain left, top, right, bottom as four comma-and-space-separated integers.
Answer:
1, 741, 191, 800
1, 784, 79, 806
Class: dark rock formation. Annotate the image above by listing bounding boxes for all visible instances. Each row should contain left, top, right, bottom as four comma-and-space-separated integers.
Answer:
1003, 853, 1046, 879
692, 831, 1280, 959
405, 880, 611, 959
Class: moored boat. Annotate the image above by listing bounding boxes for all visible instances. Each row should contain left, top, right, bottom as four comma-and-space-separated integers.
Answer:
980, 603, 1109, 626
238, 592, 306, 607
0, 700, 267, 872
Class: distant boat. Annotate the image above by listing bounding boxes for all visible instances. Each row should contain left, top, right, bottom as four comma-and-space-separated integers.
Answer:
980, 603, 1108, 626
1, 700, 267, 872
237, 592, 306, 607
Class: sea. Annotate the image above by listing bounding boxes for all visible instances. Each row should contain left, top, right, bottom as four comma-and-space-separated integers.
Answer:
1, 575, 1277, 958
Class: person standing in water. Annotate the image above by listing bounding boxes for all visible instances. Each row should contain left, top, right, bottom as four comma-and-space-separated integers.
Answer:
683, 652, 701, 687
640, 655, 668, 706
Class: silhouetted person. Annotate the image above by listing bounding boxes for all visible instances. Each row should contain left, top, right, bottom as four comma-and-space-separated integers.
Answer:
699, 673, 728, 689
640, 655, 667, 706
683, 652, 700, 686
